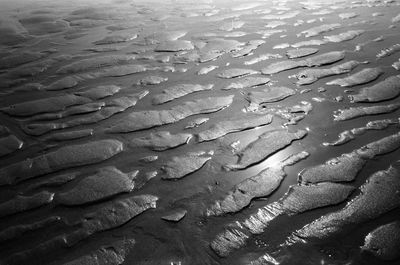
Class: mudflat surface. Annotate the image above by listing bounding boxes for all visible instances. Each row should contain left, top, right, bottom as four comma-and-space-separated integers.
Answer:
0, 0, 400, 264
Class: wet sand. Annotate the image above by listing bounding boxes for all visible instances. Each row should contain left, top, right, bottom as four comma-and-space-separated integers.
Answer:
0, 0, 400, 264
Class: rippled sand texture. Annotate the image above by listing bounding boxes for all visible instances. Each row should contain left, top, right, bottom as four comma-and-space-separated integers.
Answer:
1, 0, 400, 264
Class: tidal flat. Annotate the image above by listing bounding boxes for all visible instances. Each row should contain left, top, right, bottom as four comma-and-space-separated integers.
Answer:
0, 0, 400, 264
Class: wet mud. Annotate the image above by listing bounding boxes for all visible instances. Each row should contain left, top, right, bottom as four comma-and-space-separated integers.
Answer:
0, 0, 400, 265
